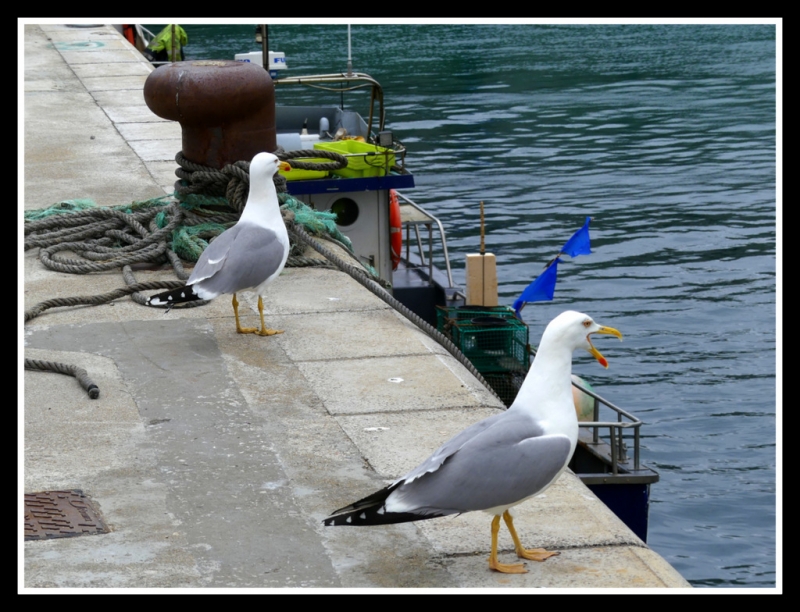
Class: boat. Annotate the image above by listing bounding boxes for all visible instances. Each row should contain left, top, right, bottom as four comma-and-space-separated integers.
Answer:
270, 71, 459, 327
145, 25, 659, 542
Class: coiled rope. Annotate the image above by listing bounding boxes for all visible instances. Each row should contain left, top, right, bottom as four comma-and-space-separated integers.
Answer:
24, 151, 501, 403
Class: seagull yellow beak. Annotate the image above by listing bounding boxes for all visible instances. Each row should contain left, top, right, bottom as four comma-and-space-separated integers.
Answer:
587, 325, 623, 369
279, 161, 292, 172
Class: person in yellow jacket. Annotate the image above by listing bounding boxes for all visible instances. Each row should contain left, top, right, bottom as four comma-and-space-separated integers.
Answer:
145, 25, 188, 64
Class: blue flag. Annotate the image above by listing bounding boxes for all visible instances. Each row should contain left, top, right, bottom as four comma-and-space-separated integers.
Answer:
513, 258, 561, 315
513, 218, 593, 316
559, 216, 592, 258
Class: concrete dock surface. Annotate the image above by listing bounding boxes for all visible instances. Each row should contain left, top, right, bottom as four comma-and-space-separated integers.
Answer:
21, 23, 691, 590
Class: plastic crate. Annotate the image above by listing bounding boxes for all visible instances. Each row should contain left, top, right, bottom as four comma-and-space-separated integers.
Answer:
437, 305, 531, 407
436, 305, 518, 334
313, 140, 395, 178
437, 306, 530, 373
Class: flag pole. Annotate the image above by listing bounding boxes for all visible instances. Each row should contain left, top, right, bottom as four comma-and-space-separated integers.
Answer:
480, 201, 485, 255
465, 201, 498, 306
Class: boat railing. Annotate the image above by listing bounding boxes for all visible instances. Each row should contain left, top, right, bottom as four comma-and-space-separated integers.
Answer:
394, 190, 456, 288
274, 72, 387, 141
393, 194, 646, 477
136, 24, 156, 48
572, 379, 646, 474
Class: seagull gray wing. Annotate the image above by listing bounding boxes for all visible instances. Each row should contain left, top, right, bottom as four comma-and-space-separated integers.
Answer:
187, 224, 242, 286
398, 410, 510, 486
189, 223, 286, 296
389, 410, 571, 515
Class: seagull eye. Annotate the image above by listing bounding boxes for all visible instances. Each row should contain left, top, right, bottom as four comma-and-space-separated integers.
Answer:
583, 320, 591, 328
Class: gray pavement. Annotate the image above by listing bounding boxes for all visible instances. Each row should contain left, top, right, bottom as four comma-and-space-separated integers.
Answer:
21, 23, 691, 590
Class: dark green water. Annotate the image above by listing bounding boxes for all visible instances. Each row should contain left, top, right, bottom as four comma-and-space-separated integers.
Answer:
162, 23, 778, 588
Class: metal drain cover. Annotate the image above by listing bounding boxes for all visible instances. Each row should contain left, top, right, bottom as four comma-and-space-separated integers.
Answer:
25, 490, 110, 541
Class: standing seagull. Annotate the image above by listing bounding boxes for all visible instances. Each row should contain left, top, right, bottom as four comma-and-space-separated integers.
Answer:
148, 152, 291, 336
323, 310, 623, 574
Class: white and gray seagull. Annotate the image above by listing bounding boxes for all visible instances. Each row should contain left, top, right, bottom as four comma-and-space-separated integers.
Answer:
148, 152, 291, 336
323, 310, 623, 574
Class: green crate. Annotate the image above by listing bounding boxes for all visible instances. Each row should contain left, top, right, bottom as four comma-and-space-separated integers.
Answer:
437, 306, 530, 374
437, 305, 531, 407
436, 305, 518, 335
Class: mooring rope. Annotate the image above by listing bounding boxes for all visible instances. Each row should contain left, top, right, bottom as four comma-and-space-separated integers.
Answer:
287, 222, 504, 403
23, 151, 499, 403
24, 359, 100, 399
173, 149, 349, 202
23, 152, 369, 398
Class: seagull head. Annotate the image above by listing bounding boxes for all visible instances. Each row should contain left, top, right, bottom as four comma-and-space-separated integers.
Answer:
546, 311, 623, 369
250, 152, 282, 178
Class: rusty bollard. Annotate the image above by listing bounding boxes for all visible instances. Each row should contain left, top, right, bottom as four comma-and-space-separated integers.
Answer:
143, 60, 277, 169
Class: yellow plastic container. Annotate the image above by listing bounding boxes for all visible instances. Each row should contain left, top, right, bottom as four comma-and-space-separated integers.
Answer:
314, 140, 395, 178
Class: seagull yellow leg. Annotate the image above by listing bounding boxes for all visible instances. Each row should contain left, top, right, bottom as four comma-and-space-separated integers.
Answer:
256, 296, 283, 336
503, 510, 559, 562
232, 294, 258, 334
488, 514, 527, 574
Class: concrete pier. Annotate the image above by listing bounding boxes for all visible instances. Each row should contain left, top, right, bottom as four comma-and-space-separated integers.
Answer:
21, 24, 690, 590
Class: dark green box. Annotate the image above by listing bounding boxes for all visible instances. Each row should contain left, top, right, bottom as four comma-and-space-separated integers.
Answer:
436, 305, 530, 374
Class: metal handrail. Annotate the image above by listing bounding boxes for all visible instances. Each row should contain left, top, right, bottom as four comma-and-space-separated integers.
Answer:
274, 72, 386, 138
572, 379, 644, 473
393, 191, 456, 288
136, 25, 156, 46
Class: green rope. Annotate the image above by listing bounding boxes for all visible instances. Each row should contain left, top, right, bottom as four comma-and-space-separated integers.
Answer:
24, 191, 359, 268
278, 193, 352, 251
23, 195, 177, 222
23, 198, 100, 220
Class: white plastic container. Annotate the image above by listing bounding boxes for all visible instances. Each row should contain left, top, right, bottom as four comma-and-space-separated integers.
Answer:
277, 133, 321, 151
276, 133, 302, 151
234, 51, 287, 78
299, 133, 320, 149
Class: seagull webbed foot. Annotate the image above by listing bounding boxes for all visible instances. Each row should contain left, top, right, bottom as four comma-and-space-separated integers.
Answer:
503, 510, 559, 563
256, 327, 284, 336
488, 555, 528, 574
231, 294, 257, 334
489, 514, 529, 574
255, 296, 283, 337
516, 547, 560, 562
